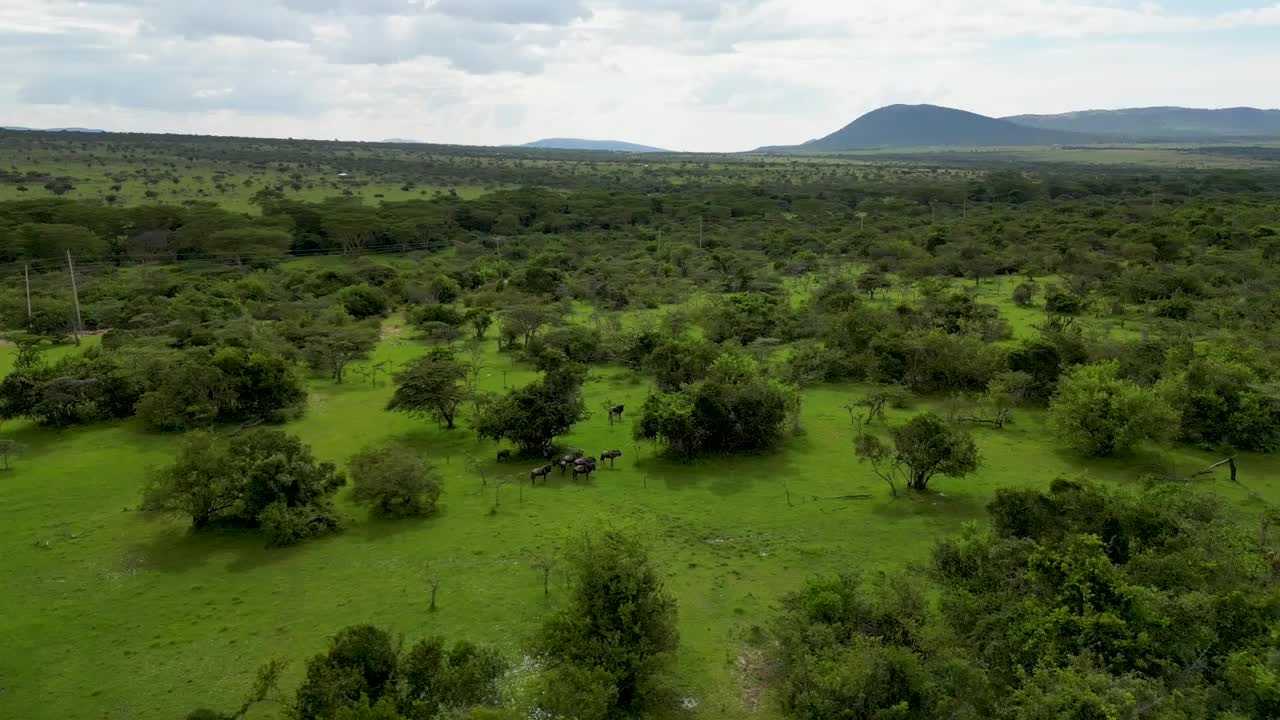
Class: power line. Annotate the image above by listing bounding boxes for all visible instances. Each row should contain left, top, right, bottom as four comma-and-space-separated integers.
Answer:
6, 239, 452, 277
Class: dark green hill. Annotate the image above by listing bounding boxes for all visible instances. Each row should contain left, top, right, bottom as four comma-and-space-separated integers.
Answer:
771, 104, 1090, 151
521, 138, 669, 153
1003, 106, 1280, 140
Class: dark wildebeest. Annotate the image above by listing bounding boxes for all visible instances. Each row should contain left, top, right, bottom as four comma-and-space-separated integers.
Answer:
557, 450, 584, 475
607, 404, 625, 424
530, 464, 553, 484
571, 456, 597, 481
496, 449, 512, 462
600, 449, 622, 468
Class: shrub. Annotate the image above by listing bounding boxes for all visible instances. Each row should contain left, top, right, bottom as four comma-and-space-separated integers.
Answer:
338, 283, 390, 319
349, 444, 442, 518
534, 528, 678, 715
1049, 362, 1178, 456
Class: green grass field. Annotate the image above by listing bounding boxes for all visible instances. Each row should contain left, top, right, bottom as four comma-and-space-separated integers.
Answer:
2, 305, 1274, 719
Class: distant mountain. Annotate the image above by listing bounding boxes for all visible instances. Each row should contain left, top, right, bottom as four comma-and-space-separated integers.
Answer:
521, 138, 669, 153
382, 138, 422, 144
1002, 106, 1280, 140
766, 104, 1091, 152
2, 126, 107, 133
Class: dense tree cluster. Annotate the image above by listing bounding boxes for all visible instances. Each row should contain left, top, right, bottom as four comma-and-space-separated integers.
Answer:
635, 352, 798, 457
142, 429, 344, 546
769, 479, 1280, 719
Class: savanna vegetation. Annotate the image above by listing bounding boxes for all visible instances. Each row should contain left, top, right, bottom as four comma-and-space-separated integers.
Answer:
3, 128, 1280, 719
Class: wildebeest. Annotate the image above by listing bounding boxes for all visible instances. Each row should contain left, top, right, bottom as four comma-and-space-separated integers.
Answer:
607, 404, 625, 424
571, 456, 597, 481
496, 449, 512, 462
530, 464, 553, 484
557, 450, 584, 475
600, 449, 622, 467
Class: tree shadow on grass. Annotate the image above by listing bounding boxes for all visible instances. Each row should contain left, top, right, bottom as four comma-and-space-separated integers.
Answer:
346, 508, 444, 543
632, 441, 807, 497
871, 489, 988, 527
129, 523, 309, 575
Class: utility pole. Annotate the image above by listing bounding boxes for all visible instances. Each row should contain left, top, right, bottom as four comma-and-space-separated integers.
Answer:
66, 250, 83, 345
24, 264, 31, 320
698, 215, 703, 249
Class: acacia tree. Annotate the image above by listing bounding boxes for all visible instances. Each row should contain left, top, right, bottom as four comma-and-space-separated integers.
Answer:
387, 348, 468, 429
298, 320, 379, 384
465, 307, 494, 340
475, 365, 587, 453
855, 412, 980, 495
500, 305, 553, 349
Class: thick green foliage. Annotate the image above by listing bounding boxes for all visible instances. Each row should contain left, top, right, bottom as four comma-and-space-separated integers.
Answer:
856, 412, 980, 493
292, 625, 506, 720
387, 348, 468, 429
338, 284, 390, 319
534, 528, 678, 716
474, 365, 587, 452
1158, 356, 1280, 452
635, 353, 798, 457
770, 480, 1280, 719
142, 429, 344, 545
1049, 362, 1179, 456
348, 443, 442, 518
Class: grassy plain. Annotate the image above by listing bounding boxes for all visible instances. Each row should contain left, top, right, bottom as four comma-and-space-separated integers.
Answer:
1, 290, 1273, 720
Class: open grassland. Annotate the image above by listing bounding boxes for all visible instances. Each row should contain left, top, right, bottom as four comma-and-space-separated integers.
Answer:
1, 309, 1272, 720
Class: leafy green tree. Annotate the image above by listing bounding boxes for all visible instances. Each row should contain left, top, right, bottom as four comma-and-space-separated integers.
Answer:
295, 625, 399, 720
771, 573, 930, 720
464, 308, 494, 340
206, 227, 291, 263
210, 345, 306, 422
1158, 356, 1280, 452
387, 348, 468, 429
16, 222, 105, 260
141, 431, 243, 529
349, 443, 442, 518
499, 305, 554, 349
635, 353, 797, 457
857, 270, 890, 299
856, 413, 979, 494
397, 637, 506, 719
338, 284, 390, 319
135, 357, 231, 430
429, 275, 462, 304
643, 338, 721, 392
474, 365, 587, 452
702, 292, 788, 345
1049, 362, 1178, 456
534, 528, 678, 715
296, 318, 380, 384
142, 429, 344, 544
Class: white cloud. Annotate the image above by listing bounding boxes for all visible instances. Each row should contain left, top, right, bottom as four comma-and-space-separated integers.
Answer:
4, 1, 1280, 151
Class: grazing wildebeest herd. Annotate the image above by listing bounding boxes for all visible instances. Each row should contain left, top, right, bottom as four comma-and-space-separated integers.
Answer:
495, 407, 629, 485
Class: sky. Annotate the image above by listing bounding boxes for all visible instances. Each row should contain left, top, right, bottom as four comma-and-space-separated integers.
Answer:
2, 0, 1279, 152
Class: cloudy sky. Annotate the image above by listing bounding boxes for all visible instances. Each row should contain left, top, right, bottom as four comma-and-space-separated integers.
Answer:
3, 0, 1279, 151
